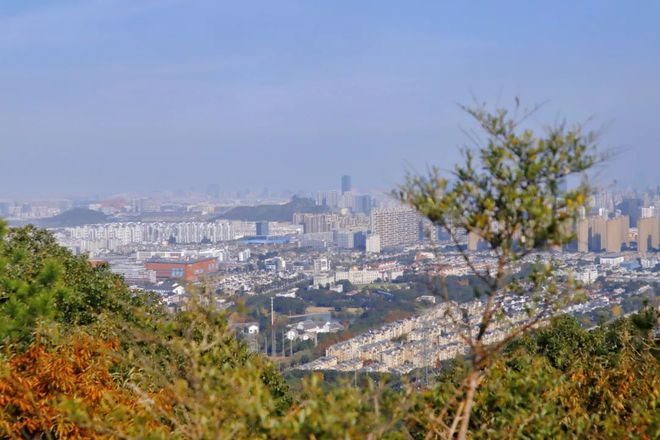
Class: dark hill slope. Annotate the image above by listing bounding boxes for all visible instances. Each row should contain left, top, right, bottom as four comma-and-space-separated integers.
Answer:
38, 208, 109, 227
216, 197, 327, 222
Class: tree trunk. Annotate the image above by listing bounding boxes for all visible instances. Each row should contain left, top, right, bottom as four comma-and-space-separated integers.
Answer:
457, 370, 480, 440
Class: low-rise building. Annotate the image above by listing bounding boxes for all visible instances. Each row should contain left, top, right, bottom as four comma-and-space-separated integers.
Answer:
145, 257, 218, 281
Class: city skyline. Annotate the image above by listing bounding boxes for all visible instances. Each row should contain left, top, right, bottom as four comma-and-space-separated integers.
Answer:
1, 3, 658, 437
1, 1, 660, 196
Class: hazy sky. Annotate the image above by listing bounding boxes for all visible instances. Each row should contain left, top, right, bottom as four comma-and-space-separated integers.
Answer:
1, 1, 658, 197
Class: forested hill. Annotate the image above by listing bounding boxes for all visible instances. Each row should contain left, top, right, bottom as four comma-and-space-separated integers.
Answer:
38, 207, 109, 227
215, 196, 328, 222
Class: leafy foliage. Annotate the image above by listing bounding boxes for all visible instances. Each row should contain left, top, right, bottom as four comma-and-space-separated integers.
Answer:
0, 224, 163, 345
0, 334, 170, 439
408, 313, 659, 439
395, 102, 599, 437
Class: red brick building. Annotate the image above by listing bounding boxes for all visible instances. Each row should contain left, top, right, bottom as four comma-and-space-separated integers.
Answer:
145, 257, 217, 281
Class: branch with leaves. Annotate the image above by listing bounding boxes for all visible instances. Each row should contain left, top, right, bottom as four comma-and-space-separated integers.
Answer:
395, 100, 599, 439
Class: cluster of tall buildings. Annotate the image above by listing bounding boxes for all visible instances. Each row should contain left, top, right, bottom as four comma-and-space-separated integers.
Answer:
575, 199, 660, 255
315, 175, 373, 215
315, 191, 373, 215
462, 191, 660, 256
0, 201, 62, 219
292, 213, 369, 234
293, 204, 422, 252
576, 215, 630, 253
64, 220, 237, 252
299, 176, 423, 252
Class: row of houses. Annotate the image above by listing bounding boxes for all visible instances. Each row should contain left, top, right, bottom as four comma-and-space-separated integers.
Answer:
298, 299, 530, 373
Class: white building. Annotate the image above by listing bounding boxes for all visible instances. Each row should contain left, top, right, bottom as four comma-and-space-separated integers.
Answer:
265, 257, 286, 272
366, 234, 381, 253
64, 220, 235, 249
370, 207, 419, 249
313, 258, 330, 274
238, 249, 251, 262
335, 268, 381, 285
575, 267, 599, 285
598, 254, 624, 267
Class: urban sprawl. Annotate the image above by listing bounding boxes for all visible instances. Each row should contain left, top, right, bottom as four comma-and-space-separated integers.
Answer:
2, 176, 659, 374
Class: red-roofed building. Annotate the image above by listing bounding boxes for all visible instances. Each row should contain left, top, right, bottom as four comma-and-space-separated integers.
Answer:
145, 257, 217, 281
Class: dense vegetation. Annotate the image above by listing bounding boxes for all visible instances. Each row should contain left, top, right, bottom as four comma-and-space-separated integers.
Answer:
0, 222, 658, 439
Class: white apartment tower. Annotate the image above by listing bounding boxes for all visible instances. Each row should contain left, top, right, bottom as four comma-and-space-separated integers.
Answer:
370, 207, 419, 249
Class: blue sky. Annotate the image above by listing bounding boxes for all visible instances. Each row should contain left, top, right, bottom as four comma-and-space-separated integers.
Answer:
1, 1, 658, 197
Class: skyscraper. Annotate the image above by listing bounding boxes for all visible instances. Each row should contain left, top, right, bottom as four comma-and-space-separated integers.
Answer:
315, 190, 339, 209
616, 198, 642, 227
638, 216, 660, 255
341, 175, 352, 194
578, 214, 629, 252
467, 231, 483, 252
255, 221, 269, 237
370, 207, 419, 249
353, 194, 372, 215
605, 216, 628, 253
577, 218, 589, 252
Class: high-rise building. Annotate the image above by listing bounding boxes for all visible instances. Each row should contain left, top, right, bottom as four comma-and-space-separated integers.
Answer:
641, 206, 657, 218
577, 218, 589, 252
313, 258, 330, 273
616, 198, 642, 227
467, 231, 482, 252
638, 216, 660, 255
353, 194, 372, 215
335, 231, 355, 249
293, 212, 369, 234
577, 215, 629, 252
366, 234, 381, 253
605, 216, 628, 253
341, 175, 352, 194
353, 231, 367, 250
370, 207, 419, 249
255, 221, 269, 237
294, 213, 337, 233
315, 190, 339, 209
589, 216, 607, 251
339, 191, 354, 211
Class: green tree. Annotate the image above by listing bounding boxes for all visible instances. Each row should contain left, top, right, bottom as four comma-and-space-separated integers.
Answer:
407, 311, 659, 439
396, 101, 598, 438
0, 223, 164, 346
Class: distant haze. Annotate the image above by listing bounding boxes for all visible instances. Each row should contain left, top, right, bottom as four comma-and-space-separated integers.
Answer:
1, 1, 659, 197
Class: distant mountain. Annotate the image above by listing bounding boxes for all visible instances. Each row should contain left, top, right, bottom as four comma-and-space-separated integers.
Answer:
38, 208, 109, 228
216, 196, 328, 222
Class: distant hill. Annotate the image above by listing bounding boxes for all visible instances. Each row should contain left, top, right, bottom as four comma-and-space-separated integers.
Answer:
216, 196, 328, 222
38, 208, 109, 228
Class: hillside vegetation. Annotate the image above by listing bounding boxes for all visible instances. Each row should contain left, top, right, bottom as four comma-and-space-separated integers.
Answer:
0, 221, 658, 439
216, 196, 327, 222
37, 208, 109, 228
